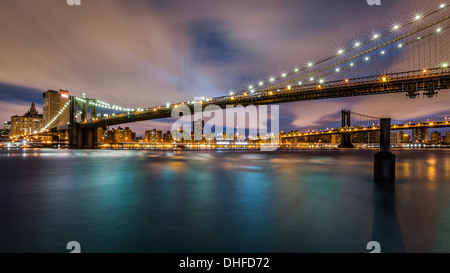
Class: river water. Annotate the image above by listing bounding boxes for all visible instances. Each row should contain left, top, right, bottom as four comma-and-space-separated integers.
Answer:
0, 148, 449, 253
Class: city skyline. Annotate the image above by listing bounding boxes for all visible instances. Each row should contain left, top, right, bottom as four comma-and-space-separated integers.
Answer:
1, 0, 449, 136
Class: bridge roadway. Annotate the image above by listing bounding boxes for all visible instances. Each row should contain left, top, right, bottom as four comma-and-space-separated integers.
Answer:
79, 68, 450, 129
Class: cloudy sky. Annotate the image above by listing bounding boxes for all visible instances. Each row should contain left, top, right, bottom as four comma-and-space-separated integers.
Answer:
0, 0, 448, 135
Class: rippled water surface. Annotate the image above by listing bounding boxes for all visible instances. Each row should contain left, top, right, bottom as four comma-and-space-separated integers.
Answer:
0, 148, 449, 252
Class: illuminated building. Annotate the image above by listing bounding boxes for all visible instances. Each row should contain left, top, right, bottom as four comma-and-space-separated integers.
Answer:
163, 131, 173, 141
430, 131, 442, 144
444, 132, 450, 144
0, 122, 11, 142
412, 128, 428, 143
10, 102, 43, 137
145, 129, 162, 142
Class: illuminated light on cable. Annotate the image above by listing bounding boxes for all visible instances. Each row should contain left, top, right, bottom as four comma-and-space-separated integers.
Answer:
230, 96, 235, 100
398, 43, 403, 48
423, 69, 427, 73
393, 25, 400, 30
350, 62, 354, 66
354, 42, 361, 47
381, 50, 385, 55
269, 91, 273, 95
294, 68, 299, 72
365, 57, 370, 61
309, 77, 314, 81
372, 34, 379, 40
287, 86, 291, 90
442, 63, 449, 68
229, 91, 234, 95
436, 27, 442, 33
414, 14, 422, 21
248, 85, 253, 89
281, 73, 287, 77
250, 89, 255, 93
417, 36, 421, 40
298, 81, 302, 85
337, 49, 344, 55
319, 79, 324, 84
307, 62, 313, 67
382, 77, 387, 82
335, 68, 340, 72
270, 77, 275, 82
440, 3, 446, 9
259, 81, 264, 86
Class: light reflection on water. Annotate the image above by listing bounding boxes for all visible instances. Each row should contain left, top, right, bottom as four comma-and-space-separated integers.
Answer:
0, 148, 449, 253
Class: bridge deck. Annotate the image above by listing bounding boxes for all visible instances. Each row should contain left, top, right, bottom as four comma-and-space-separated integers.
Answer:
76, 68, 449, 128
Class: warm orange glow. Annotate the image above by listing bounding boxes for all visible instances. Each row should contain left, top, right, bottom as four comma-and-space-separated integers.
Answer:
423, 69, 427, 73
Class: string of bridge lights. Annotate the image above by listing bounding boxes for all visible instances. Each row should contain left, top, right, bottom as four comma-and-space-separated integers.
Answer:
81, 17, 448, 115
227, 3, 448, 96
271, 18, 450, 90
41, 101, 70, 131
302, 24, 450, 87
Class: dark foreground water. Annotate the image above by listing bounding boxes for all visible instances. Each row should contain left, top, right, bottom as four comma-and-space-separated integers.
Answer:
0, 148, 449, 253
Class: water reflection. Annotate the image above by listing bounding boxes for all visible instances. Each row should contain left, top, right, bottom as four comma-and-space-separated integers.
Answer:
371, 182, 405, 253
0, 149, 449, 252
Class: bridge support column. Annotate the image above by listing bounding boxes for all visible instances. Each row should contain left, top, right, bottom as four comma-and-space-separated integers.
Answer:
68, 124, 98, 149
374, 118, 395, 183
338, 133, 354, 148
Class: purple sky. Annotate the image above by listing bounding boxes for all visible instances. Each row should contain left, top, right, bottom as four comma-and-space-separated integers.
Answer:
0, 0, 449, 135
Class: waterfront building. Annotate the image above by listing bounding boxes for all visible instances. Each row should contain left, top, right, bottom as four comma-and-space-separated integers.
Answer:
145, 129, 162, 142
10, 102, 43, 137
163, 131, 172, 142
412, 128, 428, 143
390, 131, 403, 145
430, 131, 442, 144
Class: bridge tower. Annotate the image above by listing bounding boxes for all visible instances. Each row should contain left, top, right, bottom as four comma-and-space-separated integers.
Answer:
68, 96, 99, 149
338, 109, 355, 148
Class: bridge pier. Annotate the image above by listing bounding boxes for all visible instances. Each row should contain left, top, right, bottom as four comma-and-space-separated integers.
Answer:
374, 118, 395, 183
69, 124, 98, 149
338, 133, 355, 148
